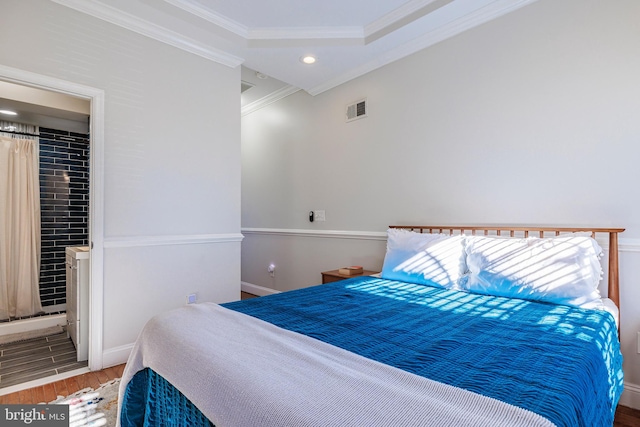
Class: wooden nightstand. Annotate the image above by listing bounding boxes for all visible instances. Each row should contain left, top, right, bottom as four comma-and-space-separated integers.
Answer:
321, 269, 379, 284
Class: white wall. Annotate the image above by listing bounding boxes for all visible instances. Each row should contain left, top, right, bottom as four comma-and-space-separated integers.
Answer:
241, 0, 640, 408
0, 0, 241, 365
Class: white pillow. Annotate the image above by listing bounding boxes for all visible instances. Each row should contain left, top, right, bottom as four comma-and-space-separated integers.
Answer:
462, 235, 604, 309
381, 229, 466, 289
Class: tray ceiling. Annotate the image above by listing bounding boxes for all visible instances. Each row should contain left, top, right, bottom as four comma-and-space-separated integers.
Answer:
52, 0, 539, 97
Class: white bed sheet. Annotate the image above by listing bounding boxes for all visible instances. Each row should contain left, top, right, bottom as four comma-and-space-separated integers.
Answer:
602, 297, 619, 328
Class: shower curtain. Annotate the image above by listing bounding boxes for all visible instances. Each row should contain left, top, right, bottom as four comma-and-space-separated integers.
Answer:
0, 133, 43, 320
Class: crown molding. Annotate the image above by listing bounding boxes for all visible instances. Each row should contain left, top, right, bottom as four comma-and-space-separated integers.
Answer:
365, 0, 444, 35
166, 0, 450, 46
51, 0, 540, 95
364, 0, 454, 44
51, 0, 244, 68
163, 0, 249, 38
163, 0, 363, 44
241, 85, 301, 116
307, 0, 539, 95
164, 0, 438, 44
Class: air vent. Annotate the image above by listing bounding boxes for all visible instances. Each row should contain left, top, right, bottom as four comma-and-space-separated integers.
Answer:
241, 81, 254, 93
346, 98, 367, 122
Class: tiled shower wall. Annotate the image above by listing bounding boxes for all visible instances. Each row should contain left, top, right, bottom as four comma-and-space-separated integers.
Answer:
39, 128, 90, 308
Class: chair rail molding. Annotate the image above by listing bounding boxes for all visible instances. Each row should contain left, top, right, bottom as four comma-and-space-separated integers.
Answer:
104, 233, 244, 248
241, 227, 640, 250
241, 228, 386, 241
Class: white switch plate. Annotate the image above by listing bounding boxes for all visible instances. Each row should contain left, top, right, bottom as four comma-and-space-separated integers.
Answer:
314, 210, 326, 221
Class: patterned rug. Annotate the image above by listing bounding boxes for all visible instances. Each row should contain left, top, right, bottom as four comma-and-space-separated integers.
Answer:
48, 378, 120, 427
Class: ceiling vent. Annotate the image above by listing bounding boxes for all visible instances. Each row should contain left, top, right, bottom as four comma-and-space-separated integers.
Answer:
346, 98, 367, 122
241, 81, 255, 93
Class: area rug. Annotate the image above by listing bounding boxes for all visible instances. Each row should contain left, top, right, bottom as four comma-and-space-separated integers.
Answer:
48, 378, 120, 427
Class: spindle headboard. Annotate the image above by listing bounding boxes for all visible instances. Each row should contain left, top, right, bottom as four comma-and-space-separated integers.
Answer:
389, 225, 625, 308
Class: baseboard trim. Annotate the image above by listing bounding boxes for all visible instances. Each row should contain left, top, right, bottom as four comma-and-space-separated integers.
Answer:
102, 343, 134, 368
620, 382, 640, 410
241, 281, 281, 296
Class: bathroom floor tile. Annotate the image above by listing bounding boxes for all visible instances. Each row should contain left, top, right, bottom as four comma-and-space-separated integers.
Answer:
0, 332, 87, 389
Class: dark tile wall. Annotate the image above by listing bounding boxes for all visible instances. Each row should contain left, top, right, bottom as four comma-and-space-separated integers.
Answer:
39, 128, 90, 307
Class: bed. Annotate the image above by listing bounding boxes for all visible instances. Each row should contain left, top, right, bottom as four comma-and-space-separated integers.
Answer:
117, 225, 625, 427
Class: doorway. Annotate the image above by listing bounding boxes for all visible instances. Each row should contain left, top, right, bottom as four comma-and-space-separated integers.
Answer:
0, 65, 105, 391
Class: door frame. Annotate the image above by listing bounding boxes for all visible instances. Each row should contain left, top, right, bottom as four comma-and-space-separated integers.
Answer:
0, 64, 105, 371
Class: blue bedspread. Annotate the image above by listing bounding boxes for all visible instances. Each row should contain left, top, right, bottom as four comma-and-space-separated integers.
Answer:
223, 276, 623, 427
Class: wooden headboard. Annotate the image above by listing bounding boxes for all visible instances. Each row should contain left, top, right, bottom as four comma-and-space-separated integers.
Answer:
389, 225, 625, 308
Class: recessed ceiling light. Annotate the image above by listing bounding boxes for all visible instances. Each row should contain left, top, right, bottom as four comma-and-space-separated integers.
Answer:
301, 55, 317, 65
0, 109, 17, 116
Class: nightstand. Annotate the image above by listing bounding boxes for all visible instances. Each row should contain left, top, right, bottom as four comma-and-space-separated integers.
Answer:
321, 269, 379, 284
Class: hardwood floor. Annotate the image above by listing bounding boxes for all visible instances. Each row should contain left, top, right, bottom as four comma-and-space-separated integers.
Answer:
241, 291, 258, 300
615, 405, 640, 427
0, 363, 124, 404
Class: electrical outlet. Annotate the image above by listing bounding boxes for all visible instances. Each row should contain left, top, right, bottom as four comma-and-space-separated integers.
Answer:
268, 263, 276, 277
186, 293, 197, 304
314, 210, 326, 222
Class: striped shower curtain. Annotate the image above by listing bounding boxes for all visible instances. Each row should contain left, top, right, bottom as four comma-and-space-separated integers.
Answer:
0, 132, 43, 320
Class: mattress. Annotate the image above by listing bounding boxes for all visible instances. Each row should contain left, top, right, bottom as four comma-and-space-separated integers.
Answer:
119, 276, 623, 427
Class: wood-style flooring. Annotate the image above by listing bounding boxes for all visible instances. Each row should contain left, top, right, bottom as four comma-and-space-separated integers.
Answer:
615, 405, 640, 427
241, 291, 258, 300
0, 363, 124, 404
